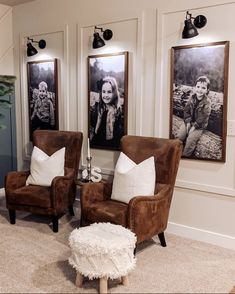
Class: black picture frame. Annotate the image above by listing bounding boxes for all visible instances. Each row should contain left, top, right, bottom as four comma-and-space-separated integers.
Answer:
88, 51, 128, 150
27, 59, 58, 141
170, 41, 229, 162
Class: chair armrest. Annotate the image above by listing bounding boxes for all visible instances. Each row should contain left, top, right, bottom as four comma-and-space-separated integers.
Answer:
50, 176, 75, 211
127, 184, 173, 243
5, 171, 30, 193
80, 181, 112, 209
129, 184, 171, 207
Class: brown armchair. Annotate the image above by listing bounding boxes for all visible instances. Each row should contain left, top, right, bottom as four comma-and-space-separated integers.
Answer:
80, 135, 182, 246
5, 130, 83, 232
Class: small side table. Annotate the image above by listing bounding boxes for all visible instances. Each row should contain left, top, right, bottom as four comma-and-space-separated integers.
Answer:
75, 178, 106, 186
69, 222, 137, 294
74, 178, 90, 186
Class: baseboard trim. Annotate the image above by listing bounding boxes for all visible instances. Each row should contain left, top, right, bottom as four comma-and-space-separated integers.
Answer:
167, 222, 235, 251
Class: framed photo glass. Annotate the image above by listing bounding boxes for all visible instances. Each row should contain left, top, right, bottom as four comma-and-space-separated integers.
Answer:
170, 41, 229, 162
88, 51, 128, 150
27, 59, 58, 140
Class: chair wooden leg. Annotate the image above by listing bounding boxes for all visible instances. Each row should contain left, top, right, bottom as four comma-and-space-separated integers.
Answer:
134, 246, 137, 256
75, 272, 83, 287
122, 275, 129, 286
68, 205, 74, 216
9, 209, 16, 224
158, 232, 167, 247
52, 216, 58, 233
100, 277, 108, 294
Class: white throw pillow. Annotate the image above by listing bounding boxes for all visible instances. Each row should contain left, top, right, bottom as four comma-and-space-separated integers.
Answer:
111, 152, 156, 204
26, 146, 65, 187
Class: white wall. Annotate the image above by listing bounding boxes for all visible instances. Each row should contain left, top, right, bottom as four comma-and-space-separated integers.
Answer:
0, 4, 13, 74
11, 0, 235, 249
155, 1, 235, 250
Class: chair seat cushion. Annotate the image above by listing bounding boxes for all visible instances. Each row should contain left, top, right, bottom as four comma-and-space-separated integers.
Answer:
111, 152, 156, 204
7, 185, 51, 208
82, 200, 128, 227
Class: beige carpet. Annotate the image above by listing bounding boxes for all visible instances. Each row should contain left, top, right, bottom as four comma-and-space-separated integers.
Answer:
0, 196, 235, 293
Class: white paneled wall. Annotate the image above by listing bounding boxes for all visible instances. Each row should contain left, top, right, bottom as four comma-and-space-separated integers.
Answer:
155, 3, 235, 249
8, 0, 235, 249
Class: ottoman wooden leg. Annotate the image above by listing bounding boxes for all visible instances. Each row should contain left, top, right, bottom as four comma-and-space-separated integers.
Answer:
121, 275, 129, 286
75, 272, 83, 287
99, 277, 108, 294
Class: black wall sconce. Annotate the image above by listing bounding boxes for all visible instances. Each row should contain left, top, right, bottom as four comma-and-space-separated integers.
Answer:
182, 11, 207, 39
92, 26, 113, 49
27, 37, 46, 56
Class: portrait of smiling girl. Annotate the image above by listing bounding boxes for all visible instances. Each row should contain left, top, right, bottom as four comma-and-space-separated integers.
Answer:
90, 76, 123, 149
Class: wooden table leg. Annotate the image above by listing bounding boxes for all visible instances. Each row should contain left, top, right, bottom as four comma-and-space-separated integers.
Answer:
121, 275, 128, 286
75, 272, 83, 287
99, 277, 108, 294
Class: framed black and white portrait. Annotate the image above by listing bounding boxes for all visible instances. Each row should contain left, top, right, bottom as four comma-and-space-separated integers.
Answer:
170, 41, 229, 162
88, 51, 128, 150
27, 59, 58, 140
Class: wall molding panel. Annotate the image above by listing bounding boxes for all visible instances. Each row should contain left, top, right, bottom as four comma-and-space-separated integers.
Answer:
154, 2, 235, 198
78, 16, 142, 168
0, 45, 13, 65
19, 25, 69, 159
0, 6, 13, 69
0, 6, 11, 24
176, 179, 235, 198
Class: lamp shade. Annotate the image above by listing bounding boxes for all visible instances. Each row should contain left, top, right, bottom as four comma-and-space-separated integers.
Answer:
194, 15, 207, 28
103, 29, 113, 41
182, 19, 198, 39
27, 42, 38, 56
92, 32, 105, 49
38, 39, 46, 49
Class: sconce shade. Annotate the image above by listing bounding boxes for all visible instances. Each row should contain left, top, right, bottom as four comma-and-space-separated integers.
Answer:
182, 11, 207, 39
38, 39, 46, 49
27, 42, 38, 56
194, 15, 207, 28
93, 32, 105, 49
103, 29, 113, 40
92, 26, 113, 49
26, 38, 46, 57
182, 19, 199, 39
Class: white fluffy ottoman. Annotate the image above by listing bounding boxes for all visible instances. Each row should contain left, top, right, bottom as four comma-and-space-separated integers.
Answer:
69, 222, 137, 293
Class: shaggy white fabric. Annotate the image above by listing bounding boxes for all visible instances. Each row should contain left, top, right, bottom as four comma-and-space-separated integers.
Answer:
69, 223, 136, 280
111, 152, 156, 204
26, 146, 65, 186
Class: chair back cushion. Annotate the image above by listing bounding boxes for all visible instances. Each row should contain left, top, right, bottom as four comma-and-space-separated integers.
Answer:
33, 130, 83, 178
120, 135, 182, 186
111, 152, 155, 203
26, 146, 65, 186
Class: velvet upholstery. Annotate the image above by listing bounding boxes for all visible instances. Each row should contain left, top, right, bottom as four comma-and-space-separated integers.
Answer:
80, 135, 182, 245
5, 130, 83, 232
